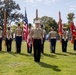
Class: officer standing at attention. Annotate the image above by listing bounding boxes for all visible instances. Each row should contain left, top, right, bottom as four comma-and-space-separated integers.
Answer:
0, 26, 3, 51
40, 24, 46, 53
61, 27, 69, 52
15, 24, 23, 53
6, 26, 12, 52
30, 20, 43, 62
27, 23, 32, 54
49, 26, 57, 53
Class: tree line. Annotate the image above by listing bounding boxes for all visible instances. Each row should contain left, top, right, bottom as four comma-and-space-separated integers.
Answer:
0, 0, 75, 33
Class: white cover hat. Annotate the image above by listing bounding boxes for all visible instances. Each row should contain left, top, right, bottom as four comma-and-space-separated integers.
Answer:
34, 20, 40, 24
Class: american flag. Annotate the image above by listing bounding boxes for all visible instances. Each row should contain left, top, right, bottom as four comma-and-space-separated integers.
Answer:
23, 9, 31, 47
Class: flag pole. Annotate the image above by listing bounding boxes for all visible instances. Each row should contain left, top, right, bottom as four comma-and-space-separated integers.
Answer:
59, 11, 61, 20
36, 9, 38, 20
4, 9, 6, 37
4, 0, 7, 47
4, 8, 7, 49
59, 11, 61, 23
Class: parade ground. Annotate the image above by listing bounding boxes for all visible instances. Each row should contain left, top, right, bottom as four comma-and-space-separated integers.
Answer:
0, 41, 76, 75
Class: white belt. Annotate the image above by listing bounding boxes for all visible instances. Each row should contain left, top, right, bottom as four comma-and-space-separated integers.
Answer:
62, 37, 68, 39
51, 37, 56, 39
16, 35, 22, 36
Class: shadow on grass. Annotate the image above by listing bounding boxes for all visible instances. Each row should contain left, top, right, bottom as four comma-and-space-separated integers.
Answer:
67, 52, 76, 55
0, 51, 17, 56
19, 53, 33, 56
0, 51, 32, 57
38, 62, 61, 72
0, 51, 6, 53
43, 53, 56, 58
8, 52, 18, 56
55, 53, 68, 56
9, 52, 32, 57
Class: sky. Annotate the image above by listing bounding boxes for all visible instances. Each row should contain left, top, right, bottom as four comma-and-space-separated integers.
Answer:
14, 0, 76, 25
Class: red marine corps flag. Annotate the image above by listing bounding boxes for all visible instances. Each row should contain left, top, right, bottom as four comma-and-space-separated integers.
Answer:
58, 11, 63, 43
70, 21, 75, 44
23, 9, 30, 47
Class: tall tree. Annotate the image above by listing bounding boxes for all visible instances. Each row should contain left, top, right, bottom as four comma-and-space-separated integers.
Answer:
0, 0, 4, 28
40, 16, 58, 32
0, 0, 24, 28
34, 16, 58, 32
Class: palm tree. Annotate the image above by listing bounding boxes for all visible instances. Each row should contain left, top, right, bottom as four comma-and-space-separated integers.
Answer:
67, 13, 75, 23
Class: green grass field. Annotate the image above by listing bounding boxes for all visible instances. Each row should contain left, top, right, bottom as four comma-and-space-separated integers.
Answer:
0, 41, 76, 75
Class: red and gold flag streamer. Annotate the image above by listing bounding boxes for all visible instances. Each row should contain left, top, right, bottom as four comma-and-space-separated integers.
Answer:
58, 11, 63, 43
70, 21, 76, 44
58, 11, 62, 36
